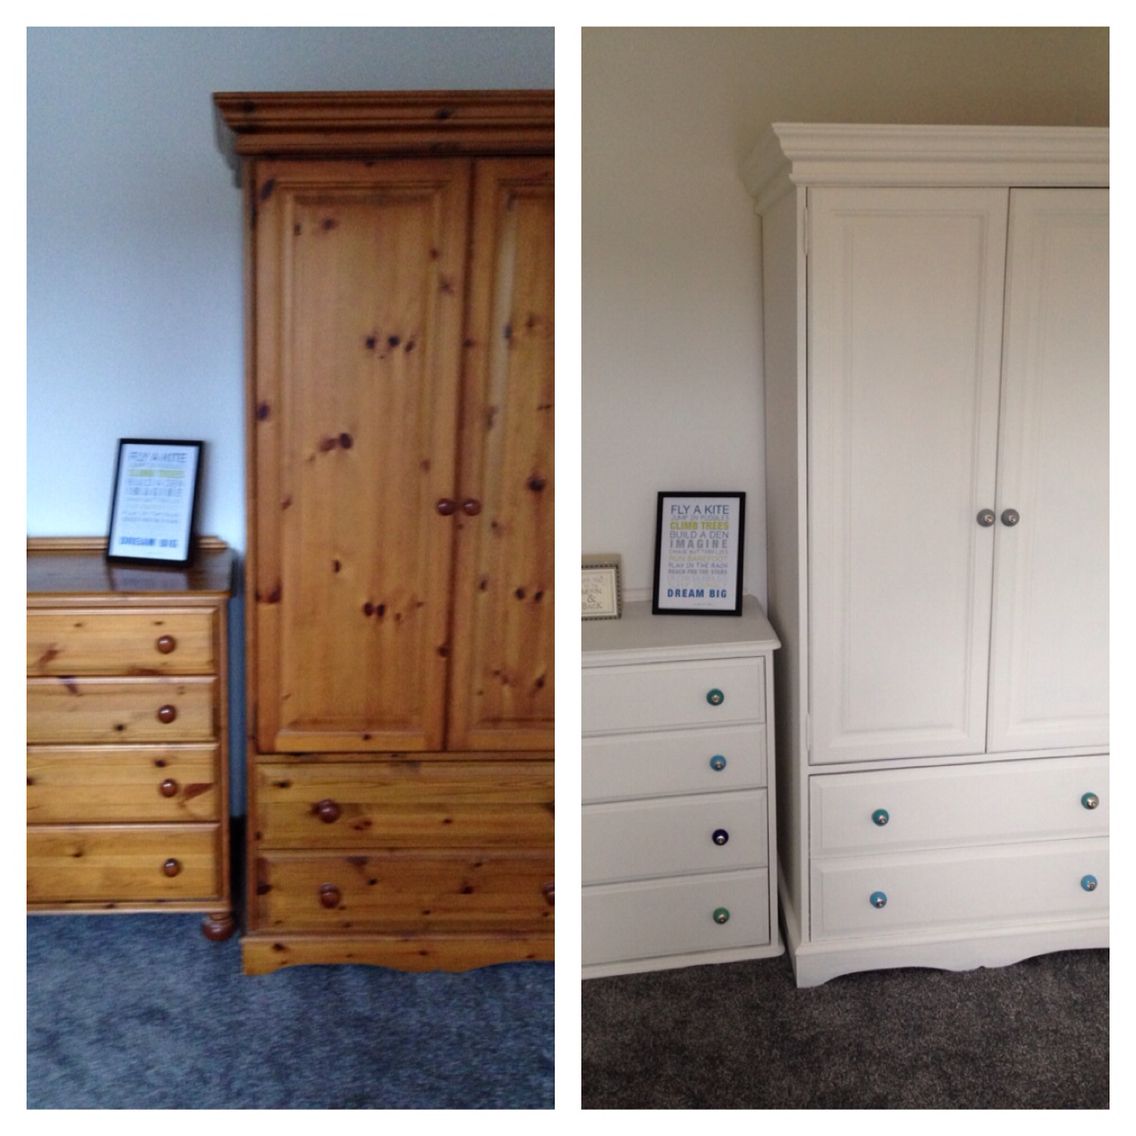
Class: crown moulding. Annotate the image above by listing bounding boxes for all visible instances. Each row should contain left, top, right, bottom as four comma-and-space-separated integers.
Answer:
744, 123, 1109, 212
213, 90, 554, 168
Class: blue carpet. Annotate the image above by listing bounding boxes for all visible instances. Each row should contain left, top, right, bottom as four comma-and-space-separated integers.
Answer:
27, 914, 554, 1108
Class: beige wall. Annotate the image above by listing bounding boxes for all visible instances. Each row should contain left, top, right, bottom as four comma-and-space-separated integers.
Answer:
582, 27, 1108, 603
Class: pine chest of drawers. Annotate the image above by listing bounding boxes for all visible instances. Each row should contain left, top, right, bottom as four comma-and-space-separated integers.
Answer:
582, 597, 782, 977
27, 538, 235, 940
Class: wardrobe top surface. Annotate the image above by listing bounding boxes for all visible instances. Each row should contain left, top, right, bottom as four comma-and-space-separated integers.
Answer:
583, 596, 779, 666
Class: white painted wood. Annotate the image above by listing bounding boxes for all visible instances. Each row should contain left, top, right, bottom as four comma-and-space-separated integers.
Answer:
808, 187, 1008, 764
582, 869, 770, 967
582, 724, 766, 803
987, 189, 1109, 752
810, 754, 1108, 856
810, 838, 1108, 940
583, 790, 768, 884
582, 657, 764, 735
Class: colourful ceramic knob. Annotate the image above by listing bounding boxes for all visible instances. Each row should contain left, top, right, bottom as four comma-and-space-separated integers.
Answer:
870, 891, 888, 909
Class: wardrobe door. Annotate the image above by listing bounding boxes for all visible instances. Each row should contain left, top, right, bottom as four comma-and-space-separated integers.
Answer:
987, 189, 1109, 752
448, 159, 555, 751
808, 188, 1008, 764
251, 159, 470, 753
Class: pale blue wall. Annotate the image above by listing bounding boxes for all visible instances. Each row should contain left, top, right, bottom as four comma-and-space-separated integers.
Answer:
27, 27, 554, 813
27, 26, 554, 544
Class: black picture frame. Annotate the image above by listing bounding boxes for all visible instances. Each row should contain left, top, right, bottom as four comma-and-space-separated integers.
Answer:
652, 491, 745, 615
106, 438, 204, 567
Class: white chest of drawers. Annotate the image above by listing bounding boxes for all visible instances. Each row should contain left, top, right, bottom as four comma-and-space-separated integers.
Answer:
582, 597, 782, 977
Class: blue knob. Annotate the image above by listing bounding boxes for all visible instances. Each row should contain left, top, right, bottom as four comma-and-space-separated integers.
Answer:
712, 828, 730, 846
706, 688, 725, 706
1081, 792, 1100, 810
1081, 875, 1098, 892
870, 891, 888, 909
872, 808, 890, 827
709, 754, 727, 772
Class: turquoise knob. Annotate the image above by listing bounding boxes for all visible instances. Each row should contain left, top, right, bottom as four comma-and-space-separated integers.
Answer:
706, 688, 725, 707
870, 891, 888, 909
713, 907, 731, 925
1081, 792, 1100, 810
872, 808, 890, 827
709, 754, 727, 772
1081, 875, 1098, 892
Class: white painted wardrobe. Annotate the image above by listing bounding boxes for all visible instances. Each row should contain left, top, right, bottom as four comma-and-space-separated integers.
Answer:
745, 125, 1108, 987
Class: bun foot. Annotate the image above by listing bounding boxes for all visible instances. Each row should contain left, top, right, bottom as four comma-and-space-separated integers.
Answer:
202, 911, 237, 941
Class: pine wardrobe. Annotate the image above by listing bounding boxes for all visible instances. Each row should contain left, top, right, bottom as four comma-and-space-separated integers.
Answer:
215, 92, 554, 974
745, 125, 1108, 987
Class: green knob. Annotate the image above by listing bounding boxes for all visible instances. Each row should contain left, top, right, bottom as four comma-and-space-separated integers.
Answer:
712, 906, 730, 925
872, 808, 890, 827
706, 688, 725, 707
1081, 792, 1100, 810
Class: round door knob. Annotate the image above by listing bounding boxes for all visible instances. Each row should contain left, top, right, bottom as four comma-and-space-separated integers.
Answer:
706, 688, 725, 707
1001, 508, 1021, 527
155, 634, 177, 654
870, 890, 888, 909
872, 808, 890, 827
156, 704, 177, 724
319, 883, 342, 909
712, 907, 731, 925
435, 498, 457, 516
976, 509, 996, 527
461, 498, 482, 516
162, 858, 181, 878
315, 798, 341, 824
1081, 875, 1098, 893
158, 778, 178, 798
712, 828, 730, 846
709, 754, 727, 772
1081, 792, 1100, 811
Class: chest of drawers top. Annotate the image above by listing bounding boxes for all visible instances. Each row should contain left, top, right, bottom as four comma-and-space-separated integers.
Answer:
582, 596, 780, 667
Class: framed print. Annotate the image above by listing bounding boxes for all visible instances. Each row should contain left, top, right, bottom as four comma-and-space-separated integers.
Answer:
582, 555, 623, 620
652, 491, 745, 615
106, 438, 203, 566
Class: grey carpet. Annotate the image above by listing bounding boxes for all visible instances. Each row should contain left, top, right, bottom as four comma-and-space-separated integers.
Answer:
27, 914, 553, 1109
582, 948, 1108, 1109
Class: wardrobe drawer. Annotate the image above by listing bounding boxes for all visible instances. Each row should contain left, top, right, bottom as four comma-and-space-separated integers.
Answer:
583, 725, 766, 803
27, 609, 216, 676
583, 657, 765, 735
810, 838, 1109, 941
583, 790, 768, 884
27, 824, 221, 903
255, 851, 555, 933
810, 754, 1109, 857
27, 677, 217, 744
255, 760, 554, 850
27, 745, 220, 824
583, 869, 770, 966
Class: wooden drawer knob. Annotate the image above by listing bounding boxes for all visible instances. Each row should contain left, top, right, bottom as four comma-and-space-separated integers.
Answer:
155, 634, 177, 655
319, 883, 342, 909
542, 881, 555, 906
159, 778, 179, 798
435, 498, 457, 516
315, 798, 341, 824
162, 858, 182, 878
461, 498, 482, 516
157, 704, 178, 724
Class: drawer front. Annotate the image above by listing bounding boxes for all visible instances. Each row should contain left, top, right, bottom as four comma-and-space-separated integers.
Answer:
27, 745, 220, 824
255, 851, 555, 933
27, 609, 216, 676
27, 677, 217, 744
27, 824, 221, 902
810, 838, 1109, 940
583, 790, 768, 884
256, 760, 553, 850
583, 657, 765, 735
811, 754, 1109, 857
583, 869, 770, 965
583, 725, 766, 803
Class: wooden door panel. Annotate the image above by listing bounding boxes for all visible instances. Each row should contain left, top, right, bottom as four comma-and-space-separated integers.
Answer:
807, 188, 1008, 763
449, 159, 555, 751
987, 190, 1109, 751
252, 160, 470, 752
